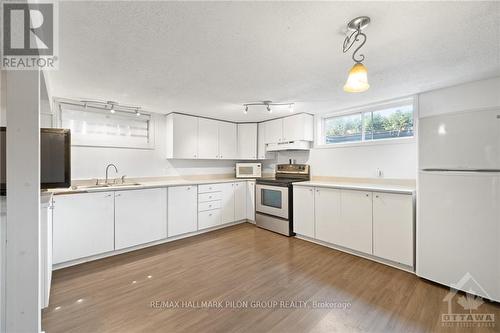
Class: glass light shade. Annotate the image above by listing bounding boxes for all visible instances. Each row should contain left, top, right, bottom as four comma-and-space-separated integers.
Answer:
343, 63, 369, 93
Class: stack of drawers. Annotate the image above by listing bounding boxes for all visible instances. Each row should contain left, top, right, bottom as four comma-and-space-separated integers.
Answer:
198, 184, 223, 230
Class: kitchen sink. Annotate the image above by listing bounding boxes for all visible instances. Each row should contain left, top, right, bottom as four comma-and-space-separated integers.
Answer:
73, 184, 111, 190
73, 182, 141, 190
110, 182, 142, 187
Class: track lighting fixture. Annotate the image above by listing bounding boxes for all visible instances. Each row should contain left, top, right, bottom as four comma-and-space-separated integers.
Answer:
242, 101, 295, 114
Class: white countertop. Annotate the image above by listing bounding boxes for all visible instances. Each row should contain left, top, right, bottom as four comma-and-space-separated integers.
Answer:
52, 178, 255, 195
293, 180, 415, 194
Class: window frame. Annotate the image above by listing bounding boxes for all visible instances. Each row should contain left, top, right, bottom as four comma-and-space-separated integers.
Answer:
316, 97, 417, 149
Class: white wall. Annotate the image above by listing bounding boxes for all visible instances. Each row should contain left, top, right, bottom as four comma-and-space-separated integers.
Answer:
0, 71, 5, 127
266, 141, 417, 179
71, 114, 237, 180
419, 76, 500, 117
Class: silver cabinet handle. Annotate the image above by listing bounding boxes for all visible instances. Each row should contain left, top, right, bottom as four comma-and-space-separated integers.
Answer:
105, 194, 112, 198
116, 193, 121, 197
209, 204, 212, 207
209, 213, 212, 216
375, 195, 379, 198
208, 195, 212, 199
365, 194, 369, 197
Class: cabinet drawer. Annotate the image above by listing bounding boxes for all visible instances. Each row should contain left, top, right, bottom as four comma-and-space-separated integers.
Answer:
198, 209, 222, 230
198, 192, 222, 202
198, 183, 224, 193
198, 200, 222, 212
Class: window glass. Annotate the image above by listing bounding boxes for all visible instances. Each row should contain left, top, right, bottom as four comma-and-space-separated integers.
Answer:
324, 113, 362, 144
261, 189, 282, 209
365, 105, 414, 140
323, 102, 414, 145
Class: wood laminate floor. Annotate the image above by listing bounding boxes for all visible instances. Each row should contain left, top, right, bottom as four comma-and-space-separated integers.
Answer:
42, 223, 499, 333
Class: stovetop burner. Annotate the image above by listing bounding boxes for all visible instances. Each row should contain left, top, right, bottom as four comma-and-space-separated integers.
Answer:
256, 164, 310, 187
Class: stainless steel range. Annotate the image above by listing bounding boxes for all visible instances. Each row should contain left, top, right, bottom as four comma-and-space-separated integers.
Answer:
255, 164, 310, 236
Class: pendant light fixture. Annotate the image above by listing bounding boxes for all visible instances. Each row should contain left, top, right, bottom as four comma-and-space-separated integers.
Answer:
342, 16, 370, 93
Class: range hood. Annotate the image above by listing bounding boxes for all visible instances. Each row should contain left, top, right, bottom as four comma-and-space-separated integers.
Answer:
266, 141, 311, 151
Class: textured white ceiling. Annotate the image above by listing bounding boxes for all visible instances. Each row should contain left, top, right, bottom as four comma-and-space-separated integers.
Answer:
47, 1, 500, 121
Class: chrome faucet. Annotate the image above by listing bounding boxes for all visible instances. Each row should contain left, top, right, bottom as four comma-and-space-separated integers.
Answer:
105, 164, 118, 184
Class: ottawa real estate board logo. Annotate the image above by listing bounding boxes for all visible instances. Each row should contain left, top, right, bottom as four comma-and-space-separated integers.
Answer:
1, 1, 58, 69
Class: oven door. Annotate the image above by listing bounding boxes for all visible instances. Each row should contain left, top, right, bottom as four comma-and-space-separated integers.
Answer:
255, 184, 289, 219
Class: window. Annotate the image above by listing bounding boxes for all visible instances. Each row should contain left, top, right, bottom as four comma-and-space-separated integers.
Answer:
56, 103, 155, 149
322, 100, 414, 145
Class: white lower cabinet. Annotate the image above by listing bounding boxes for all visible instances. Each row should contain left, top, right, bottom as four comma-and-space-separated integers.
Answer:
293, 185, 414, 269
293, 186, 315, 238
168, 186, 198, 237
198, 209, 222, 230
53, 192, 115, 264
115, 188, 167, 250
220, 183, 235, 223
373, 192, 413, 266
340, 190, 373, 254
246, 181, 255, 221
234, 182, 247, 220
314, 187, 341, 244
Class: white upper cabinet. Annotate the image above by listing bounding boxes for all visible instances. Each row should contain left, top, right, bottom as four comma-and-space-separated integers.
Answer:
263, 114, 314, 144
219, 121, 238, 159
373, 192, 413, 266
237, 123, 257, 159
283, 114, 314, 142
264, 118, 283, 144
167, 186, 198, 237
293, 186, 315, 238
340, 190, 373, 254
234, 182, 247, 220
53, 192, 115, 264
198, 118, 220, 159
114, 188, 167, 250
166, 113, 198, 159
257, 122, 275, 159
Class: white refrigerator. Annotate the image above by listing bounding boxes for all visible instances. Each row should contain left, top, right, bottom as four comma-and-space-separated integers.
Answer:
417, 108, 500, 302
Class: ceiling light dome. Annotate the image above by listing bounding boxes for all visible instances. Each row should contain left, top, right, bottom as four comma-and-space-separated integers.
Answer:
343, 63, 369, 93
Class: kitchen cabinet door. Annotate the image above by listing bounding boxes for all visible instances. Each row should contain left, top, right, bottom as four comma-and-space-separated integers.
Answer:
340, 189, 373, 254
314, 187, 341, 244
115, 188, 167, 250
53, 192, 114, 264
234, 182, 247, 221
264, 118, 283, 144
293, 186, 315, 238
198, 209, 222, 230
246, 181, 256, 221
283, 114, 314, 142
166, 113, 199, 159
237, 123, 257, 159
219, 121, 237, 159
168, 186, 198, 237
198, 118, 220, 159
257, 122, 275, 159
220, 183, 235, 223
373, 192, 413, 266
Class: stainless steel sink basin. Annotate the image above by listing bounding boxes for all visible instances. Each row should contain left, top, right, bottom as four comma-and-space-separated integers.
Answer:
111, 182, 142, 187
73, 184, 111, 190
73, 182, 141, 190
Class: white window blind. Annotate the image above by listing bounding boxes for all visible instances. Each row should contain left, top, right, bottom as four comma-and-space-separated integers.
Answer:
58, 104, 155, 149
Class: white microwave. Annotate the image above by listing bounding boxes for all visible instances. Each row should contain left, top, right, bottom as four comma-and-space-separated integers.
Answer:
235, 163, 262, 178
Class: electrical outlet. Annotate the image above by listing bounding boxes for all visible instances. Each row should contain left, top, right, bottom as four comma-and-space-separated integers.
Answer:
376, 168, 384, 178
